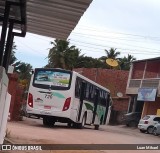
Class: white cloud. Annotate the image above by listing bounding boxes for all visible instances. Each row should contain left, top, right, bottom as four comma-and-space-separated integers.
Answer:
1, 0, 160, 67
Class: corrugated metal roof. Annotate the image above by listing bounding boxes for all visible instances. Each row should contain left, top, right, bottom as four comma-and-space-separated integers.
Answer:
0, 0, 93, 39
133, 56, 160, 63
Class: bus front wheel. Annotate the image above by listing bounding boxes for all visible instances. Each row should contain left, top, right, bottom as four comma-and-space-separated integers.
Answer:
94, 125, 99, 130
43, 117, 55, 127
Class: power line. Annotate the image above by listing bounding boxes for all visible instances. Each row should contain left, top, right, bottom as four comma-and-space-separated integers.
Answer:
71, 33, 160, 52
72, 31, 160, 45
29, 31, 160, 53
70, 39, 160, 54
27, 33, 52, 43
77, 49, 157, 55
70, 42, 159, 54
76, 25, 160, 40
16, 39, 48, 56
72, 32, 146, 43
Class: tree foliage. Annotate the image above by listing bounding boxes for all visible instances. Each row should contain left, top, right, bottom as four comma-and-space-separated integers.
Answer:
46, 39, 136, 71
99, 48, 120, 62
119, 54, 136, 70
14, 62, 32, 80
46, 39, 82, 70
9, 42, 17, 65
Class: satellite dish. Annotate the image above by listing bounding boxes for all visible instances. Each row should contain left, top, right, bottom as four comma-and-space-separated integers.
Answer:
106, 58, 118, 67
117, 92, 123, 97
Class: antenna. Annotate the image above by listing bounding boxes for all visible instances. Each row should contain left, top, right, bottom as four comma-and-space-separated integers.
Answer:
106, 58, 118, 67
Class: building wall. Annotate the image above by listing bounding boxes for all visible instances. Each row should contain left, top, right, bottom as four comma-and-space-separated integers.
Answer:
8, 73, 24, 121
145, 60, 160, 78
132, 62, 145, 79
132, 60, 160, 79
74, 68, 129, 112
142, 98, 160, 117
130, 60, 160, 118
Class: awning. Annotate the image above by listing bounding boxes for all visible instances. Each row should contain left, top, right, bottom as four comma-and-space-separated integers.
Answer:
0, 0, 93, 39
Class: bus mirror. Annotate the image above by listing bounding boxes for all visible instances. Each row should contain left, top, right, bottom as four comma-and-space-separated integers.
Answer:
31, 70, 34, 74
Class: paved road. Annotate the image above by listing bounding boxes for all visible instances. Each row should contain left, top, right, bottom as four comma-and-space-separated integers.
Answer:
6, 117, 160, 153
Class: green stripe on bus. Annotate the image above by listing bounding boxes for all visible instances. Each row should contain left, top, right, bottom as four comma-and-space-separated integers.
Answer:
84, 103, 93, 111
52, 92, 65, 99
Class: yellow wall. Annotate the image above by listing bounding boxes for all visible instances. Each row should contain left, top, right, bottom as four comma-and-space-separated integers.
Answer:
157, 109, 160, 116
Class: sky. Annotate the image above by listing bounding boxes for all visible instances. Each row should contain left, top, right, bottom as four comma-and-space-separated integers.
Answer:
5, 0, 160, 68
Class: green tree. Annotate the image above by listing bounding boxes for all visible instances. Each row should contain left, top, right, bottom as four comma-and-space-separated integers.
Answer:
99, 48, 120, 69
99, 48, 120, 62
14, 62, 32, 80
46, 39, 83, 70
9, 42, 17, 65
119, 54, 136, 70
75, 56, 108, 68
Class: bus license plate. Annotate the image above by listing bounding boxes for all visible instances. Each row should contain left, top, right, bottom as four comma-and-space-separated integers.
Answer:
44, 106, 51, 109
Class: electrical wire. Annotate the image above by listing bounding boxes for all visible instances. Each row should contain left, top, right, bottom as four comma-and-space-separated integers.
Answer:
70, 39, 160, 55
71, 34, 160, 52
75, 25, 160, 40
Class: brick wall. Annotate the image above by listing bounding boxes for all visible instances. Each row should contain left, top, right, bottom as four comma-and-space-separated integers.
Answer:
74, 68, 129, 112
145, 61, 160, 78
132, 62, 145, 79
8, 73, 24, 121
132, 60, 160, 79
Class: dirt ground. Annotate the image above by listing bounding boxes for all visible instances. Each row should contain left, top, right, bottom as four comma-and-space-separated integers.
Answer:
2, 117, 160, 153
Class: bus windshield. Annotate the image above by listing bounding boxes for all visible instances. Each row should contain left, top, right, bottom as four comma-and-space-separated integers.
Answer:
33, 69, 72, 90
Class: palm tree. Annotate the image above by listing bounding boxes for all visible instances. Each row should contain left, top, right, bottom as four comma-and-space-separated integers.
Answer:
119, 54, 136, 70
8, 42, 17, 65
99, 48, 120, 62
14, 62, 32, 80
99, 48, 120, 69
47, 39, 81, 70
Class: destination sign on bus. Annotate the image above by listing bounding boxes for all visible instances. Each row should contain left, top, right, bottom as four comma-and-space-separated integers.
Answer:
34, 71, 70, 87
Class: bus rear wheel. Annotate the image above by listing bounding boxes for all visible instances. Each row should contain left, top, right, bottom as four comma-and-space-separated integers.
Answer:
43, 117, 55, 127
77, 114, 86, 129
67, 122, 74, 128
94, 125, 99, 130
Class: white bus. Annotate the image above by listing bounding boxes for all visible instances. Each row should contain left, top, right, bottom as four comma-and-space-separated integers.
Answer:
27, 68, 111, 129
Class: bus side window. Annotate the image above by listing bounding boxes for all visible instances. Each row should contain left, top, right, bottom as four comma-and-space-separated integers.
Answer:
88, 84, 92, 101
100, 90, 104, 106
101, 91, 107, 106
75, 77, 81, 98
85, 83, 90, 100
90, 85, 95, 103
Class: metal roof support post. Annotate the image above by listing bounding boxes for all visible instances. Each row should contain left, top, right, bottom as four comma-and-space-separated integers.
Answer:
3, 22, 14, 71
0, 1, 10, 66
1, 0, 26, 71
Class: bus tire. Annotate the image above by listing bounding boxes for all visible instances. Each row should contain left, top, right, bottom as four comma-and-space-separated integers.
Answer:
77, 114, 86, 129
100, 116, 103, 125
68, 122, 74, 128
94, 125, 99, 130
43, 117, 55, 127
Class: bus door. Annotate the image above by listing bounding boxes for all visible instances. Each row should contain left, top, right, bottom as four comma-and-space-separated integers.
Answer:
92, 88, 99, 123
77, 81, 86, 121
103, 94, 110, 124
